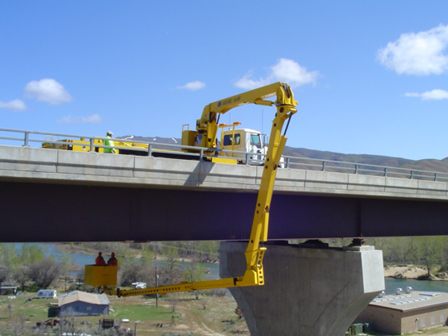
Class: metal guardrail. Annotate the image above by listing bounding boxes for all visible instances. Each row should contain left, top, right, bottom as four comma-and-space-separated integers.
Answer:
1, 128, 448, 182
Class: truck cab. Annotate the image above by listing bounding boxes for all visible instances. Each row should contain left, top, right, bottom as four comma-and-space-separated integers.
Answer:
219, 124, 284, 167
220, 126, 267, 165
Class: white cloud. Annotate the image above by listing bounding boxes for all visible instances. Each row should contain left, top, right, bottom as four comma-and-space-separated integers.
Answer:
377, 24, 448, 75
0, 99, 27, 112
405, 89, 448, 100
177, 81, 206, 90
57, 114, 102, 124
25, 78, 73, 105
234, 72, 270, 90
235, 58, 319, 90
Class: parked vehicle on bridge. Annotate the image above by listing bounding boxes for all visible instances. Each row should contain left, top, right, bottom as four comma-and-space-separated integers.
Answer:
41, 136, 148, 155
84, 82, 298, 297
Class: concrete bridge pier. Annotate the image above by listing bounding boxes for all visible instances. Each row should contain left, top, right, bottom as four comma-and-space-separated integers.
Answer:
220, 241, 384, 336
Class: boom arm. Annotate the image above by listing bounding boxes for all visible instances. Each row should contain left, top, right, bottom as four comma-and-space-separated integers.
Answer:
99, 83, 298, 297
196, 82, 289, 149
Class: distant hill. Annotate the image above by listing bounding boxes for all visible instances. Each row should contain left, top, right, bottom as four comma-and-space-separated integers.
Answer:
283, 146, 448, 173
120, 135, 448, 173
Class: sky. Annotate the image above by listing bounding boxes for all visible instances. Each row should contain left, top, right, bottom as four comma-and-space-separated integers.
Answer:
1, 1, 448, 161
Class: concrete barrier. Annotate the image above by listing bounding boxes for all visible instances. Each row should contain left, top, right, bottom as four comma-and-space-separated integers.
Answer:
0, 145, 447, 200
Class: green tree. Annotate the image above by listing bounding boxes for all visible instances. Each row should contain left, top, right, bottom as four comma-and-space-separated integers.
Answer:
159, 247, 181, 285
0, 244, 20, 270
19, 244, 46, 266
141, 247, 154, 266
60, 252, 74, 273
415, 236, 444, 276
183, 263, 207, 283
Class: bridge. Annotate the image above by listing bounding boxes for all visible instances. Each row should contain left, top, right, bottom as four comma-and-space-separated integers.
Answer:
1, 129, 448, 336
1, 138, 448, 243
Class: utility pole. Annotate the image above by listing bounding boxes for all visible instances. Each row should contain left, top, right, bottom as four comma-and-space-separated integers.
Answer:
134, 320, 140, 336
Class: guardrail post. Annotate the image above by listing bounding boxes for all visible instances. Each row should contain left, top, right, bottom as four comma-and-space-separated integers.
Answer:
434, 173, 438, 182
355, 165, 359, 174
384, 168, 388, 177
89, 138, 95, 152
23, 132, 30, 147
200, 148, 204, 161
147, 144, 152, 157
410, 171, 414, 179
246, 153, 250, 165
285, 157, 290, 169
322, 161, 326, 171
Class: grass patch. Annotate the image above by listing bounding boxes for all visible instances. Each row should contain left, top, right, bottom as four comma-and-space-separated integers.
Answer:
112, 304, 174, 321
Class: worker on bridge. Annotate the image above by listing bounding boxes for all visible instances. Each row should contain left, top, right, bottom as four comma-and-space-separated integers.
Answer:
107, 252, 118, 266
95, 252, 106, 266
103, 131, 117, 154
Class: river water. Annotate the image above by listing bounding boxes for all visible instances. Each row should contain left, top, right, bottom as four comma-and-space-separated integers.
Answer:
13, 243, 448, 293
13, 243, 220, 280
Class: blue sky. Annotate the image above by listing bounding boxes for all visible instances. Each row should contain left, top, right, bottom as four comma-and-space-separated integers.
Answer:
1, 1, 448, 160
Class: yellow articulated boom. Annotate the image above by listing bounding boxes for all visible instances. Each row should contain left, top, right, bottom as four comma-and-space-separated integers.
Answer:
85, 82, 298, 297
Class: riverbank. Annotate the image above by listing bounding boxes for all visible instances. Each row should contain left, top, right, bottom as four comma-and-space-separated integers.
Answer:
384, 265, 448, 281
384, 265, 427, 279
54, 244, 447, 282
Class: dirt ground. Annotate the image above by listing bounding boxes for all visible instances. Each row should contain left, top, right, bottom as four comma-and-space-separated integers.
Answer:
384, 265, 429, 279
107, 292, 249, 336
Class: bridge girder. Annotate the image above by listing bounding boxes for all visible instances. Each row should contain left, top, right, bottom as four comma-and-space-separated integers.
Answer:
1, 181, 447, 243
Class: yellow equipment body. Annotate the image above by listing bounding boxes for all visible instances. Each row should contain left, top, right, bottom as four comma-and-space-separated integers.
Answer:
42, 137, 151, 154
84, 265, 117, 287
86, 82, 298, 297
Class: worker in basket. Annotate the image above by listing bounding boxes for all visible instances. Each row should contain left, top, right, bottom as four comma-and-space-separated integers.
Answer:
95, 252, 106, 266
107, 252, 118, 266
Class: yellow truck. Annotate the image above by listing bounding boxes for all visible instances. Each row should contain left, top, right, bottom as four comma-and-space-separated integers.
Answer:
43, 82, 293, 166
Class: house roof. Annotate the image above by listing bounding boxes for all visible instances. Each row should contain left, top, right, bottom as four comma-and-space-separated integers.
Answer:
369, 291, 448, 312
58, 291, 110, 307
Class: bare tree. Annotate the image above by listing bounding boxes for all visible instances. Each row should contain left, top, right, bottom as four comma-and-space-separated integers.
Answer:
119, 260, 152, 286
0, 266, 10, 289
13, 266, 29, 292
28, 257, 65, 288
10, 313, 26, 336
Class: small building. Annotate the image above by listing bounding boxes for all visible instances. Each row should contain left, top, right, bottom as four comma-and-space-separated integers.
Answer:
58, 291, 110, 316
355, 290, 448, 335
0, 285, 18, 295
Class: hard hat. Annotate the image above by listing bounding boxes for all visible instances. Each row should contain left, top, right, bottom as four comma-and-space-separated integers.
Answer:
107, 131, 113, 136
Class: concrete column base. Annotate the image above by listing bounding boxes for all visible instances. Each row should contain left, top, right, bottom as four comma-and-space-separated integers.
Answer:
220, 241, 384, 336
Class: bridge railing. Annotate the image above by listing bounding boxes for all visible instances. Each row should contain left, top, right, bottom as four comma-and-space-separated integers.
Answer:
283, 156, 448, 182
1, 128, 448, 182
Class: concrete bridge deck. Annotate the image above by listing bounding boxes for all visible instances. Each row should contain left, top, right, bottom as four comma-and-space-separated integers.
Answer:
2, 145, 448, 200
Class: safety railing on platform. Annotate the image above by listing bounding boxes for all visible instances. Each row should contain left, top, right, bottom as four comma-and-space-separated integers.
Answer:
1, 128, 448, 182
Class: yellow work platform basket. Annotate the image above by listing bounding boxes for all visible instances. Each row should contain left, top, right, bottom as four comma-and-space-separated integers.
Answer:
84, 265, 117, 287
